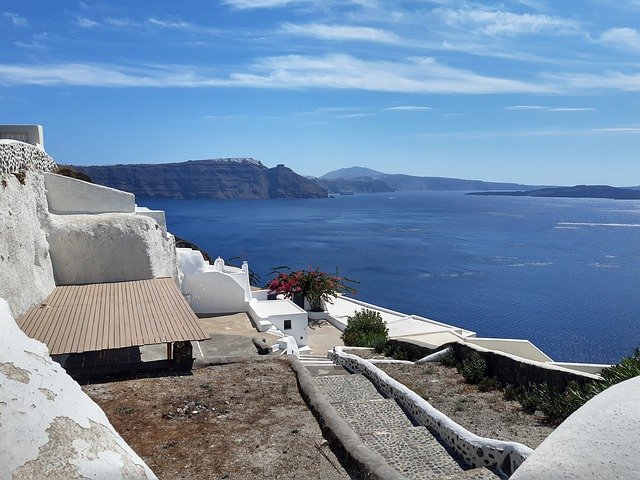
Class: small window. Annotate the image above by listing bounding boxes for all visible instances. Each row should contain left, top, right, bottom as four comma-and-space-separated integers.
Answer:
284, 319, 292, 330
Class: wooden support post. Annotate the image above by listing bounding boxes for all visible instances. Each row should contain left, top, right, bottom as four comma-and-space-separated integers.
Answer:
167, 342, 173, 360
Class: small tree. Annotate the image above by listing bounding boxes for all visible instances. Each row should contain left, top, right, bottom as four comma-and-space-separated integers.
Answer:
341, 309, 388, 349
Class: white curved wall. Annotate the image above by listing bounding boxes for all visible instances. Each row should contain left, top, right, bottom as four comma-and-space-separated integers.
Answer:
512, 376, 640, 480
182, 271, 248, 314
0, 298, 156, 479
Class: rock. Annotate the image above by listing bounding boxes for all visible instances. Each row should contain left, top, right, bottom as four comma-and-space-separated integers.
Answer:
252, 336, 272, 355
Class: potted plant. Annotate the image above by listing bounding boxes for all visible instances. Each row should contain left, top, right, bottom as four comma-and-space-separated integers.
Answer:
266, 267, 357, 317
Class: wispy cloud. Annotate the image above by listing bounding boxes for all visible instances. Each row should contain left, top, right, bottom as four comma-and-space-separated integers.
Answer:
3, 12, 28, 26
147, 17, 193, 29
15, 40, 46, 50
337, 113, 375, 118
544, 71, 640, 92
435, 8, 582, 36
232, 54, 552, 93
76, 16, 100, 28
548, 107, 596, 112
506, 105, 596, 112
0, 56, 635, 95
387, 105, 432, 111
412, 125, 640, 139
222, 0, 303, 9
280, 22, 401, 43
599, 27, 640, 51
505, 105, 546, 110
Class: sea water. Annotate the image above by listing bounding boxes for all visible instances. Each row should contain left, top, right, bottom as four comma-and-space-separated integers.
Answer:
141, 191, 640, 364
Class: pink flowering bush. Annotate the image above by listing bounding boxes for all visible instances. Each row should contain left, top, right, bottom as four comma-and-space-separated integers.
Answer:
267, 267, 357, 311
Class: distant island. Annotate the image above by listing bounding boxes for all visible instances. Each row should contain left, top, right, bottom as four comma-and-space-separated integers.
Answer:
74, 159, 327, 200
314, 166, 540, 194
468, 185, 640, 200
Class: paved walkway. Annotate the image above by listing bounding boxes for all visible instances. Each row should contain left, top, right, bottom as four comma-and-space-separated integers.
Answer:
310, 370, 499, 479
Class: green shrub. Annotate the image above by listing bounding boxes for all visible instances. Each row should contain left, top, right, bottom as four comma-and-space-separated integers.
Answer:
341, 309, 389, 348
478, 377, 501, 392
440, 349, 459, 368
516, 348, 640, 424
503, 384, 518, 401
460, 353, 487, 384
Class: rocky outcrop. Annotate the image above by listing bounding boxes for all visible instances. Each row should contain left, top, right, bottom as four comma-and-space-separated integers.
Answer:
75, 159, 328, 199
0, 173, 56, 317
0, 141, 57, 176
48, 213, 177, 286
0, 298, 157, 479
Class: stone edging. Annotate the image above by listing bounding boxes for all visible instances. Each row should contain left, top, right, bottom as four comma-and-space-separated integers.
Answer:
330, 346, 534, 478
193, 355, 406, 480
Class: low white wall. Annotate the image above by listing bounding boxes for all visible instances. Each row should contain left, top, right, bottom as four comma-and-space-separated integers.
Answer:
0, 298, 156, 479
466, 338, 553, 363
0, 124, 44, 149
512, 375, 640, 480
47, 213, 178, 285
45, 172, 135, 214
0, 172, 56, 317
182, 272, 248, 314
135, 206, 167, 230
330, 346, 533, 478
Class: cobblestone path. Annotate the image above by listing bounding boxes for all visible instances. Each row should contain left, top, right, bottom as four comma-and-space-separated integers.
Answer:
311, 372, 499, 480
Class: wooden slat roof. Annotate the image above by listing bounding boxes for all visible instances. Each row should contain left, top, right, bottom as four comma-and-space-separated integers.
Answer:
17, 277, 209, 356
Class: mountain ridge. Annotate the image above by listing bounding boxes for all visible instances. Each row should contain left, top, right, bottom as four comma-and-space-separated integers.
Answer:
74, 158, 328, 200
316, 166, 540, 193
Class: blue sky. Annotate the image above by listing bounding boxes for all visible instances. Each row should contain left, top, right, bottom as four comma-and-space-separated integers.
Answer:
1, 1, 638, 185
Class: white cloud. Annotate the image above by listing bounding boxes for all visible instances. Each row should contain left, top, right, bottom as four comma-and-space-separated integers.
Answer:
506, 105, 596, 112
231, 54, 551, 93
599, 28, 640, 51
505, 105, 545, 110
147, 17, 193, 29
0, 57, 635, 95
544, 71, 640, 92
76, 16, 100, 28
387, 105, 432, 111
547, 107, 596, 112
280, 22, 401, 43
0, 57, 551, 94
3, 12, 28, 26
15, 40, 46, 50
222, 0, 303, 9
436, 8, 582, 36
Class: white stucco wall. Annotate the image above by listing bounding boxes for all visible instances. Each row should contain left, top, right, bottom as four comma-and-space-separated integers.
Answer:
0, 298, 157, 479
47, 213, 178, 285
0, 172, 56, 317
249, 299, 308, 347
44, 172, 135, 214
512, 376, 640, 480
0, 124, 44, 150
181, 270, 248, 313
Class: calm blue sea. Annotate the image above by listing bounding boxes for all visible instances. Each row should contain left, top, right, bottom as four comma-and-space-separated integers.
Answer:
141, 191, 640, 364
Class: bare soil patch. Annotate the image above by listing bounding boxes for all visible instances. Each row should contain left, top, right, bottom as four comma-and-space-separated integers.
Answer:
377, 362, 554, 448
82, 359, 352, 479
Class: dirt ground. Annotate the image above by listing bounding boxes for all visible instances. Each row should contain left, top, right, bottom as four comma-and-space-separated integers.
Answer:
82, 359, 352, 480
376, 362, 554, 448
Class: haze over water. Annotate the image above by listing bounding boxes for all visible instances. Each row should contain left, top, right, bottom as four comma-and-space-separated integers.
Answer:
143, 191, 640, 364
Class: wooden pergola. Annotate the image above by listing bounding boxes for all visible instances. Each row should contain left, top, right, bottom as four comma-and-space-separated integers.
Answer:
18, 277, 208, 358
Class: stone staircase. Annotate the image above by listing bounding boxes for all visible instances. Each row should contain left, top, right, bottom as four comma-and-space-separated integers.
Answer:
311, 372, 499, 480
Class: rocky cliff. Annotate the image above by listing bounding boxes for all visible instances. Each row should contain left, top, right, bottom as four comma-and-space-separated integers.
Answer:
74, 159, 328, 199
